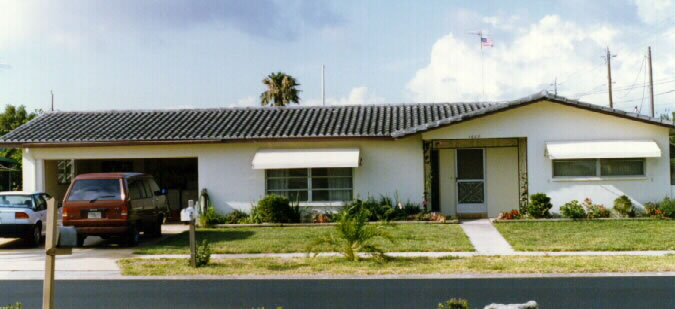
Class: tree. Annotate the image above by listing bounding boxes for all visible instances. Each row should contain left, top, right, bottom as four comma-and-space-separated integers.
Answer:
0, 105, 38, 190
260, 72, 301, 106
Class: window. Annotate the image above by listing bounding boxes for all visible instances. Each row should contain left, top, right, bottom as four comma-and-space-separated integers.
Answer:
127, 178, 148, 200
552, 159, 645, 178
266, 168, 353, 202
67, 179, 122, 201
600, 159, 644, 176
57, 160, 73, 185
553, 159, 597, 177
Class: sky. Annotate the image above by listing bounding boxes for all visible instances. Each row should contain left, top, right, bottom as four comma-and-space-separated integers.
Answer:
0, 0, 674, 116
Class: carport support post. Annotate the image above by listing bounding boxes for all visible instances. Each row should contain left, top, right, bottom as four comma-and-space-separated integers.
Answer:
189, 200, 197, 267
42, 198, 58, 309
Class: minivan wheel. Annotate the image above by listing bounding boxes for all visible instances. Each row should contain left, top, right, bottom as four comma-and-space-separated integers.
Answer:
25, 224, 42, 247
126, 225, 140, 246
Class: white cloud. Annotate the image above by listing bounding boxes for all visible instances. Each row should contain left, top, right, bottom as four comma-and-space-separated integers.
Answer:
406, 15, 645, 104
235, 96, 257, 107
306, 86, 385, 106
633, 0, 673, 25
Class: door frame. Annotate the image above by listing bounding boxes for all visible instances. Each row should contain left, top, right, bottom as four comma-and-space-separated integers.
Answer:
455, 148, 487, 214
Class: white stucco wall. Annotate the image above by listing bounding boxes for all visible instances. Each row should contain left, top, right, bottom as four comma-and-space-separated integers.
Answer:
22, 137, 425, 213
422, 100, 672, 212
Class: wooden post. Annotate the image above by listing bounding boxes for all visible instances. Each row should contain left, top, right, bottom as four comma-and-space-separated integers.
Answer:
43, 198, 58, 309
188, 200, 197, 267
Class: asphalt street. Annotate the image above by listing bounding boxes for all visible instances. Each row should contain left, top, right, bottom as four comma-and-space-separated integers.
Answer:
1, 277, 673, 308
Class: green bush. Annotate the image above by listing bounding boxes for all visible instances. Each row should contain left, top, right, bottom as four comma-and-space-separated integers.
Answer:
256, 194, 300, 223
192, 239, 212, 267
658, 197, 675, 219
560, 200, 586, 219
200, 205, 226, 226
613, 195, 634, 217
1, 303, 21, 309
583, 198, 610, 219
526, 193, 553, 218
344, 196, 423, 222
438, 298, 470, 309
223, 210, 250, 224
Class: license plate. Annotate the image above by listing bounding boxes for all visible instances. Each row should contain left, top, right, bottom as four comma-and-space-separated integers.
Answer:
88, 212, 102, 219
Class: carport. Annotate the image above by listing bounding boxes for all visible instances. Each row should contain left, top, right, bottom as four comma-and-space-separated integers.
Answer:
43, 157, 198, 221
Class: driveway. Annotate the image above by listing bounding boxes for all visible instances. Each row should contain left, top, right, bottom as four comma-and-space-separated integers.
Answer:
0, 224, 188, 279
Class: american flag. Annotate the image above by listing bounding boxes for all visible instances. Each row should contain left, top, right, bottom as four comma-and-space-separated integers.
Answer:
481, 37, 493, 47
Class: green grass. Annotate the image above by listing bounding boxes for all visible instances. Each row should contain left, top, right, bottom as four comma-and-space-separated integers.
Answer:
135, 224, 474, 254
494, 220, 675, 251
119, 255, 675, 276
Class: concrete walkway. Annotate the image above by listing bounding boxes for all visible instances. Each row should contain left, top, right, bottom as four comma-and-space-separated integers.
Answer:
460, 218, 515, 254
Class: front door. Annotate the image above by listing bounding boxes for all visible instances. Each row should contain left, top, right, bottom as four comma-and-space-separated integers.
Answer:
456, 148, 486, 214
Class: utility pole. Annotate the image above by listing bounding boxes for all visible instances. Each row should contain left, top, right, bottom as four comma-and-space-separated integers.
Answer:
50, 90, 54, 112
604, 47, 616, 108
648, 46, 655, 117
321, 65, 325, 106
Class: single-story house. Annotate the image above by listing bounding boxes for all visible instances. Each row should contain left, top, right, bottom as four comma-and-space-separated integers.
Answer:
1, 91, 673, 218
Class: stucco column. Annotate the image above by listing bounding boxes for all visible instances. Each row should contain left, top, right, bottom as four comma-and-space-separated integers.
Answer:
22, 148, 45, 192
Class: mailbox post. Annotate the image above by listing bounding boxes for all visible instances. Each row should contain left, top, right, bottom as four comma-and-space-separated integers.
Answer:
181, 200, 196, 267
43, 198, 74, 309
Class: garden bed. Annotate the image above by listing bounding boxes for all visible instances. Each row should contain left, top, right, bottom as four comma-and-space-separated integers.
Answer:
493, 217, 669, 223
136, 224, 473, 255
118, 255, 675, 276
494, 220, 675, 251
211, 219, 458, 228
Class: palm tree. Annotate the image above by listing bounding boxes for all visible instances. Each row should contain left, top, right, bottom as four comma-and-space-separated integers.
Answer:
260, 72, 301, 106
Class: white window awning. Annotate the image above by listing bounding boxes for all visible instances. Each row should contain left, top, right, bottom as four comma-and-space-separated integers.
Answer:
545, 140, 661, 159
252, 148, 361, 170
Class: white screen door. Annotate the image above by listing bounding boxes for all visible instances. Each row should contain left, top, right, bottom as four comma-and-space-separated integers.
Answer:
456, 148, 486, 213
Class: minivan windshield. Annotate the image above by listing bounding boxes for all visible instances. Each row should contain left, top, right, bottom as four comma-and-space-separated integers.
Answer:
0, 195, 34, 208
67, 179, 122, 201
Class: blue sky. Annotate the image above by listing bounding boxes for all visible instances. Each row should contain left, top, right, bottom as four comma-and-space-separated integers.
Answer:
0, 0, 673, 116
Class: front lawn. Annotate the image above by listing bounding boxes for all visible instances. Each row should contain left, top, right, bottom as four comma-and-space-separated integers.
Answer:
135, 224, 474, 254
119, 255, 675, 276
494, 220, 675, 251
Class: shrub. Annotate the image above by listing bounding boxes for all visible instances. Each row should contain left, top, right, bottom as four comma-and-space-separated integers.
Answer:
497, 209, 521, 220
526, 193, 553, 218
645, 202, 664, 218
256, 194, 300, 223
344, 196, 424, 222
583, 198, 610, 219
438, 298, 470, 309
657, 197, 675, 219
223, 210, 250, 224
200, 205, 226, 226
191, 239, 212, 267
1, 303, 21, 309
560, 200, 586, 219
613, 195, 634, 217
307, 206, 393, 261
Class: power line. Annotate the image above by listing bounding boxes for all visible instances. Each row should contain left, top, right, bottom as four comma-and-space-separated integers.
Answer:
620, 55, 646, 99
616, 89, 675, 104
573, 78, 675, 97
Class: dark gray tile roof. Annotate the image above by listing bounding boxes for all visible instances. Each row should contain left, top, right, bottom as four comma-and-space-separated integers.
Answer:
1, 91, 672, 145
0, 102, 492, 144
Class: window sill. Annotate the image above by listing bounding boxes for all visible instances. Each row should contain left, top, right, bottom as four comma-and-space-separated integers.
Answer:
551, 176, 648, 182
298, 201, 347, 207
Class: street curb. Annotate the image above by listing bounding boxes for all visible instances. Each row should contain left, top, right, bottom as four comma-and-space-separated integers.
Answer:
21, 272, 675, 281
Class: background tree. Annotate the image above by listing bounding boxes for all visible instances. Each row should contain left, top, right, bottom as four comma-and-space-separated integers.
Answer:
0, 105, 38, 190
260, 72, 301, 106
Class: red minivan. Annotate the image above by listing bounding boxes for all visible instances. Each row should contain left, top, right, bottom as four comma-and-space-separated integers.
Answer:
62, 173, 169, 247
